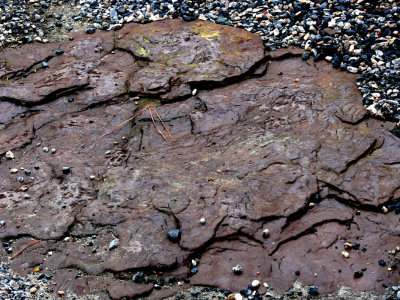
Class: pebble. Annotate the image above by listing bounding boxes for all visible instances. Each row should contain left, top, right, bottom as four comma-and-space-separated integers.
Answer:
5, 151, 15, 159
167, 229, 181, 242
262, 228, 270, 238
199, 217, 206, 225
10, 168, 18, 174
43, 147, 49, 153
62, 167, 71, 175
308, 286, 319, 296
234, 294, 243, 300
55, 48, 64, 55
342, 251, 350, 258
232, 265, 243, 275
251, 280, 260, 288
108, 239, 119, 250
354, 271, 363, 278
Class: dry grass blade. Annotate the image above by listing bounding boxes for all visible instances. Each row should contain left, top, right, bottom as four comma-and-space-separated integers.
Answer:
99, 104, 174, 142
10, 239, 41, 260
149, 105, 174, 142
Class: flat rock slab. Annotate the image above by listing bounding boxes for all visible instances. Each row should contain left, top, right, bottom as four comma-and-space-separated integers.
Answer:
1, 20, 400, 299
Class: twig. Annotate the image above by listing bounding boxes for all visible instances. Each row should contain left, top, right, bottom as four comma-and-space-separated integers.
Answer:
148, 106, 168, 142
10, 239, 41, 260
149, 105, 174, 142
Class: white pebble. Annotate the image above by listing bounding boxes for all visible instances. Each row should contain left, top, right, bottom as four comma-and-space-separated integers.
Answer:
5, 151, 15, 159
342, 251, 349, 258
251, 280, 260, 288
199, 217, 206, 225
234, 293, 243, 300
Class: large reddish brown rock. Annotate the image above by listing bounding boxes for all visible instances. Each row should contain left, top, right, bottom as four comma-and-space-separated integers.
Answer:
1, 20, 400, 299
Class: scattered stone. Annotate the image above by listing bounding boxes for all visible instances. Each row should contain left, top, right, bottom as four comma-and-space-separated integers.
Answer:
251, 280, 260, 288
43, 147, 49, 153
62, 167, 70, 175
5, 151, 15, 159
10, 169, 18, 174
199, 217, 206, 225
232, 265, 243, 275
354, 271, 363, 278
379, 260, 387, 267
309, 286, 319, 296
342, 251, 350, 258
55, 48, 64, 55
167, 229, 181, 242
262, 228, 270, 238
108, 239, 119, 250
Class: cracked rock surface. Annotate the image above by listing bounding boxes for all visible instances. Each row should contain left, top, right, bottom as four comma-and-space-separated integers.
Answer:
1, 20, 400, 299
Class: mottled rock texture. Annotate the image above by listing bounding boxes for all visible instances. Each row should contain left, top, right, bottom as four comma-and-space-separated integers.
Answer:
1, 20, 400, 299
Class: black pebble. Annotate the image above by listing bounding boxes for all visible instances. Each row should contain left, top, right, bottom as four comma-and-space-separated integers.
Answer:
67, 97, 75, 103
308, 286, 318, 296
86, 28, 96, 34
302, 52, 310, 60
55, 48, 64, 55
24, 169, 31, 176
278, 72, 283, 75
354, 271, 363, 278
62, 167, 70, 174
167, 229, 181, 242
379, 259, 386, 267
183, 277, 190, 284
295, 270, 300, 276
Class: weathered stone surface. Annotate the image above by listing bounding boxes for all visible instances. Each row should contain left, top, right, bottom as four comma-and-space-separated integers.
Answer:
1, 20, 400, 299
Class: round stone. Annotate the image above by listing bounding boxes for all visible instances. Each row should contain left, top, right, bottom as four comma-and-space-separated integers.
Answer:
251, 280, 260, 288
232, 264, 243, 275
262, 228, 270, 238
5, 151, 15, 159
167, 229, 181, 242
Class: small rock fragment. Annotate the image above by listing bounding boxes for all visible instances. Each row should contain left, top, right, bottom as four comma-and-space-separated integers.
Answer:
232, 264, 243, 275
354, 271, 363, 278
262, 228, 270, 238
109, 239, 119, 250
167, 229, 181, 242
55, 48, 64, 55
199, 217, 206, 225
309, 286, 318, 296
251, 280, 260, 288
342, 251, 350, 258
5, 151, 15, 159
